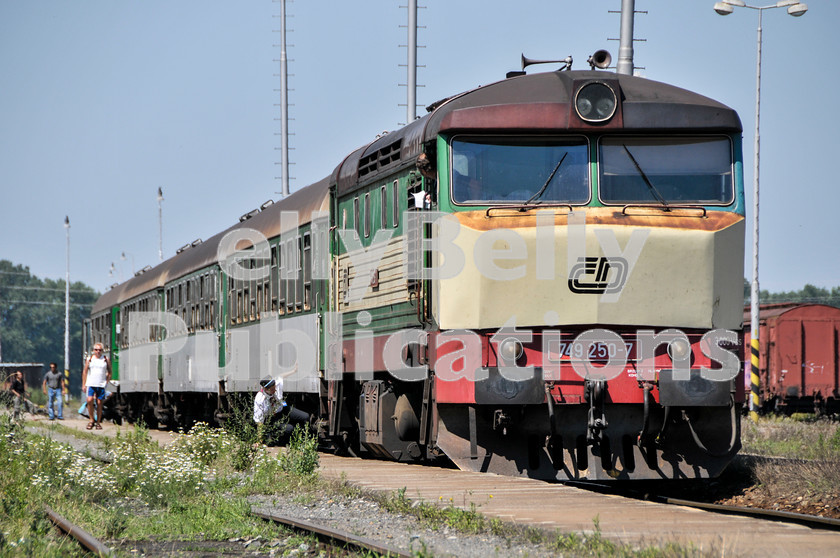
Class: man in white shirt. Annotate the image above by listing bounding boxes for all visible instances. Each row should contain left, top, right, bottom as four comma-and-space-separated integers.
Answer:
253, 376, 311, 445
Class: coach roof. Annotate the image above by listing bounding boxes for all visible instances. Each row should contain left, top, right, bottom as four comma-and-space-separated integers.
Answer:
92, 177, 330, 314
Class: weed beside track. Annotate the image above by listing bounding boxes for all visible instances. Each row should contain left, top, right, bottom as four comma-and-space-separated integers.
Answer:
10, 410, 836, 556
0, 400, 323, 557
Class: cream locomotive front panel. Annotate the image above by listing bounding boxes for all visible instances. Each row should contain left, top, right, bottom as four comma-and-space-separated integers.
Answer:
433, 208, 744, 332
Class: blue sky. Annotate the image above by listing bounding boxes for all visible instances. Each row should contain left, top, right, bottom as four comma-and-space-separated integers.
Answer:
0, 1, 835, 296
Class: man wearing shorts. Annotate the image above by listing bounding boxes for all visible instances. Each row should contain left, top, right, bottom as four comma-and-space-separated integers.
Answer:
81, 343, 111, 430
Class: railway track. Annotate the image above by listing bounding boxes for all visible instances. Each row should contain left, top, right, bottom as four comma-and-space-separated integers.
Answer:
45, 506, 113, 557
252, 508, 412, 557
45, 497, 409, 557
561, 480, 840, 532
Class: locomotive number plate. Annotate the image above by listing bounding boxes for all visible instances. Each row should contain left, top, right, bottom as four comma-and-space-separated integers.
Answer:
554, 340, 634, 361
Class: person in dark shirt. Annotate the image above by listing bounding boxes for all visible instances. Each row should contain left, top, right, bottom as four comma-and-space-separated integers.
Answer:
42, 363, 65, 420
9, 370, 35, 419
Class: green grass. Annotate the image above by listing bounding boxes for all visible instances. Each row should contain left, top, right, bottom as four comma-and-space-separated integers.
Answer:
2, 406, 717, 558
381, 486, 489, 534
0, 401, 322, 557
741, 415, 840, 460
740, 415, 840, 500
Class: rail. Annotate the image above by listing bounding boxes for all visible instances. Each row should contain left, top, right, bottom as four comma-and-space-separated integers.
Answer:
252, 508, 413, 557
562, 480, 840, 532
45, 506, 113, 556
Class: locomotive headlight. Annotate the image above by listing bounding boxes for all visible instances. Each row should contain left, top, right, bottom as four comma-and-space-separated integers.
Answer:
667, 338, 691, 361
499, 338, 524, 363
575, 82, 617, 123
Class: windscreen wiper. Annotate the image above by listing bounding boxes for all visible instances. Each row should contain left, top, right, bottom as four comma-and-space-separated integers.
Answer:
525, 152, 567, 205
622, 145, 669, 209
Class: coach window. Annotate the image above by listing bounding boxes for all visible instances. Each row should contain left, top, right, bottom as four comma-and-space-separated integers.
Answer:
178, 282, 185, 330
256, 281, 263, 320
235, 286, 241, 324
252, 259, 259, 320
194, 278, 199, 330
296, 235, 303, 311
228, 278, 236, 325
188, 280, 195, 333
278, 242, 286, 315
119, 306, 126, 349
243, 267, 251, 322
303, 232, 312, 311
187, 288, 193, 331
233, 279, 238, 324
599, 136, 734, 205
201, 281, 208, 330
284, 238, 297, 314
281, 239, 290, 314
182, 281, 189, 328
238, 277, 246, 324
210, 273, 217, 330
263, 265, 271, 315
200, 274, 207, 330
203, 274, 210, 330
270, 245, 279, 312
173, 285, 180, 323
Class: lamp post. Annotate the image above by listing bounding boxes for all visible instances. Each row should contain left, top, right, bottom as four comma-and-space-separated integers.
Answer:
121, 251, 135, 276
157, 187, 164, 262
713, 0, 807, 423
64, 216, 70, 392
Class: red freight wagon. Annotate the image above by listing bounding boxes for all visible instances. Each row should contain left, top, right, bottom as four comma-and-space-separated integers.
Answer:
745, 304, 840, 414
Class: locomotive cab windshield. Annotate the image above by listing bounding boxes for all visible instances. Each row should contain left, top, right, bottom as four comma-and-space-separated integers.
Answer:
450, 136, 590, 205
599, 136, 734, 205
448, 134, 734, 208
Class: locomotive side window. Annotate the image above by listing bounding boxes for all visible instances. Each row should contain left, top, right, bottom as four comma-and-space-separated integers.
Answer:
354, 197, 360, 238
599, 137, 734, 205
392, 180, 399, 228
450, 136, 589, 205
380, 185, 387, 229
364, 193, 371, 238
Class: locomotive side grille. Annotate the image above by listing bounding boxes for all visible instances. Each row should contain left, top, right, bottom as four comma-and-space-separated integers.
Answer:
359, 140, 404, 178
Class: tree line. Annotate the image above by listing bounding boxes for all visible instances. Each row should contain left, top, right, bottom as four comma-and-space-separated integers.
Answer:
744, 279, 840, 309
0, 259, 99, 393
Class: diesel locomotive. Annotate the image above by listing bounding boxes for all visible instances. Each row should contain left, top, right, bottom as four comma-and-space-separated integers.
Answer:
87, 54, 746, 480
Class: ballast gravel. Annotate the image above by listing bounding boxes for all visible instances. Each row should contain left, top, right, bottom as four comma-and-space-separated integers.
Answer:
248, 490, 558, 557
